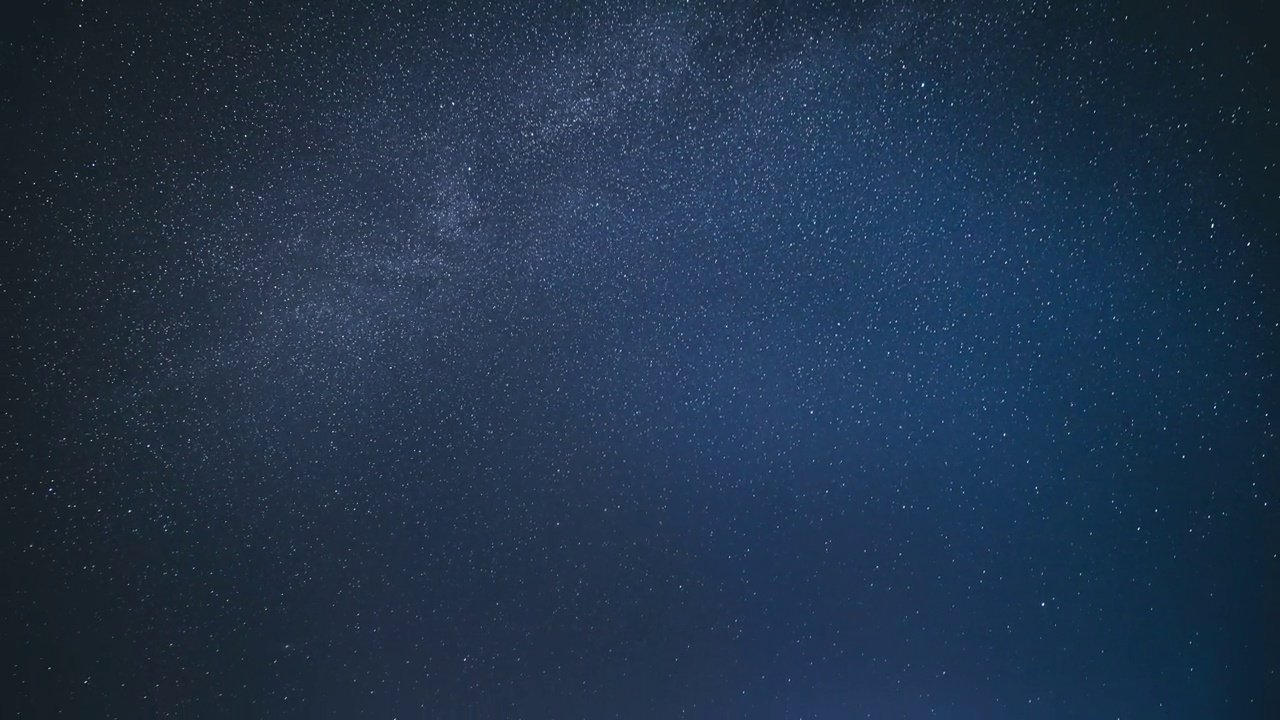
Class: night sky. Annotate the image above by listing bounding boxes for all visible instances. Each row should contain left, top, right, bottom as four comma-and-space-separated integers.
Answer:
3, 1, 1277, 718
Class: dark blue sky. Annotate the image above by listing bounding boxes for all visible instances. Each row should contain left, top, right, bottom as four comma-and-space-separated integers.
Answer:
4, 1, 1276, 718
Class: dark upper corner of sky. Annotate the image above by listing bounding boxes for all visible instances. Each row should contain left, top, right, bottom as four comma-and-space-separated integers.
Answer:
3, 1, 1271, 173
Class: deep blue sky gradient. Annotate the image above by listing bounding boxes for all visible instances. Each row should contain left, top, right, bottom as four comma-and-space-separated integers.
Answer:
4, 1, 1276, 718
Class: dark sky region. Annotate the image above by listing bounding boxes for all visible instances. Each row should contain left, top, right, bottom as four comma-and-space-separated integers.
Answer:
2, 0, 1276, 718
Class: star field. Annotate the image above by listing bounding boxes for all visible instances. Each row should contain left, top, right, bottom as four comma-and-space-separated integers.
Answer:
3, 1, 1276, 718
